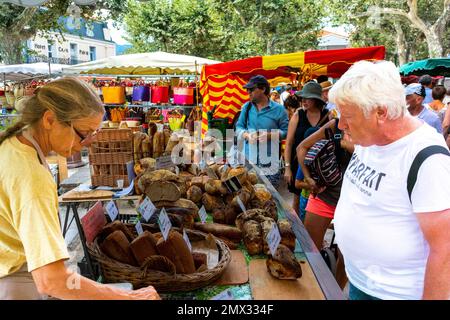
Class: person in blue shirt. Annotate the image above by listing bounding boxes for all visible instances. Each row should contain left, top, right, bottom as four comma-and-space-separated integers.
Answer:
235, 75, 289, 188
419, 75, 433, 105
405, 83, 443, 133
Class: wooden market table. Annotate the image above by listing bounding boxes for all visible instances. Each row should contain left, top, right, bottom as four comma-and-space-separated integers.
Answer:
58, 164, 345, 300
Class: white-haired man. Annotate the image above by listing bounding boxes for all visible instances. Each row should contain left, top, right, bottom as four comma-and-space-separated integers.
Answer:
329, 60, 450, 300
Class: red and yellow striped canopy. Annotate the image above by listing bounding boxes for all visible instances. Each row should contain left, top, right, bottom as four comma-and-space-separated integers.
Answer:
200, 46, 385, 133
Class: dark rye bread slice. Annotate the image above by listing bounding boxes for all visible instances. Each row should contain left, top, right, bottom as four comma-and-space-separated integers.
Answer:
156, 230, 196, 274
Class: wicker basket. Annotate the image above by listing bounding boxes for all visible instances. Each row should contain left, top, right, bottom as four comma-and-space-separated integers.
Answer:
88, 229, 231, 292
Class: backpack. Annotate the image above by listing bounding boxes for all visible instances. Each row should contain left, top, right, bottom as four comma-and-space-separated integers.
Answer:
304, 119, 343, 187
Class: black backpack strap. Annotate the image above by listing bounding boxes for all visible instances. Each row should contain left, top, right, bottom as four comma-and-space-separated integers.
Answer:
407, 145, 450, 202
244, 102, 252, 130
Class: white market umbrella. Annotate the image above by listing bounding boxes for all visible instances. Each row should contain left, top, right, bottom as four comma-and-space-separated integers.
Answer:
0, 62, 65, 82
62, 51, 221, 75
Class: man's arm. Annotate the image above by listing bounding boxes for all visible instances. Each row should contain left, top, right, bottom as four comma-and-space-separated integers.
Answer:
416, 209, 450, 300
235, 102, 249, 139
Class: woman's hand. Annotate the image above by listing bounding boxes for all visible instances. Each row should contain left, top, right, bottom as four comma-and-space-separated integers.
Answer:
305, 177, 326, 195
284, 166, 293, 184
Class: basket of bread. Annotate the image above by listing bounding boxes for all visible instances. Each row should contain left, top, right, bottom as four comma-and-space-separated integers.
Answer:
88, 221, 231, 292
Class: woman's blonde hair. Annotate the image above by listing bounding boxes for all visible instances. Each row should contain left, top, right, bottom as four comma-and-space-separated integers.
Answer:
0, 77, 104, 145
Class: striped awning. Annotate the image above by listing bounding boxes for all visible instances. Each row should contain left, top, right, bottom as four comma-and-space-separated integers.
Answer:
200, 46, 386, 134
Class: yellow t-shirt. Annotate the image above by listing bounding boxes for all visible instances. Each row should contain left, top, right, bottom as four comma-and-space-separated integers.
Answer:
0, 136, 69, 278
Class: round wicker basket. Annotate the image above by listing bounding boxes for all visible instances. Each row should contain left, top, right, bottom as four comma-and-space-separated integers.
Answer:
88, 229, 231, 292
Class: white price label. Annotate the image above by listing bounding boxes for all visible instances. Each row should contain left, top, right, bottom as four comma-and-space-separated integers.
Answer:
199, 205, 208, 224
105, 201, 119, 222
138, 197, 156, 222
135, 221, 144, 236
158, 208, 172, 241
211, 289, 234, 300
182, 229, 192, 252
236, 195, 246, 212
267, 223, 281, 257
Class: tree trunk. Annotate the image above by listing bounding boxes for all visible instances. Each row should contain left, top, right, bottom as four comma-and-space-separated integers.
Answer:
424, 29, 444, 58
393, 21, 407, 65
0, 31, 26, 64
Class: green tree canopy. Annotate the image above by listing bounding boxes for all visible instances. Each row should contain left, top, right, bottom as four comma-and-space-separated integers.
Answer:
324, 0, 450, 64
123, 0, 325, 61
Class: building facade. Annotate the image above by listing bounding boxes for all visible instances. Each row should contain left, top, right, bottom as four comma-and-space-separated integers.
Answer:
25, 17, 116, 65
318, 30, 349, 50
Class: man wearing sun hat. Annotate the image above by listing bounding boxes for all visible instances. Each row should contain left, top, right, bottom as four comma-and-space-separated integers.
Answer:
405, 83, 442, 133
320, 80, 338, 117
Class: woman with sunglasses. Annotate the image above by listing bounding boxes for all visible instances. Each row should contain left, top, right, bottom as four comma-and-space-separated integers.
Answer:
0, 77, 160, 300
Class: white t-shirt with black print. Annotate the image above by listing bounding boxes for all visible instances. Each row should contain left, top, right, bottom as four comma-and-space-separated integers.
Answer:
334, 124, 450, 300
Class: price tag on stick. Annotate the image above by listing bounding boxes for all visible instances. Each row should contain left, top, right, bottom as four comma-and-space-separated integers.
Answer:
236, 195, 246, 212
137, 197, 156, 222
199, 205, 208, 224
135, 221, 144, 236
183, 229, 192, 252
267, 223, 281, 257
105, 200, 119, 222
158, 208, 172, 241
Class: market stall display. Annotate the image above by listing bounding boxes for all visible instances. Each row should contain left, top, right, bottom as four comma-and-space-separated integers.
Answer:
199, 46, 386, 134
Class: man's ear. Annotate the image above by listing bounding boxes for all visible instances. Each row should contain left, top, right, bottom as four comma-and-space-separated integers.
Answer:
41, 110, 57, 130
376, 106, 388, 122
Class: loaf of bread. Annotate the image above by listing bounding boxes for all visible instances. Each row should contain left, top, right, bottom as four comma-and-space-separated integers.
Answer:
254, 185, 272, 202
133, 132, 148, 162
225, 167, 248, 185
153, 198, 199, 216
202, 193, 224, 212
212, 207, 226, 224
224, 206, 239, 226
190, 176, 210, 191
98, 221, 135, 243
141, 136, 151, 158
261, 218, 277, 255
263, 199, 278, 221
192, 252, 208, 270
138, 169, 187, 197
165, 134, 179, 154
187, 185, 203, 204
129, 231, 158, 266
278, 219, 296, 251
248, 171, 258, 185
266, 244, 302, 280
163, 127, 171, 152
156, 231, 196, 274
153, 132, 165, 158
204, 179, 228, 196
243, 220, 263, 255
144, 181, 181, 202
193, 222, 242, 242
235, 209, 268, 231
100, 230, 137, 266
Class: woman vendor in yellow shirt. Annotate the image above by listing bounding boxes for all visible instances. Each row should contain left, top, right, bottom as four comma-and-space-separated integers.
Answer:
0, 77, 159, 300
